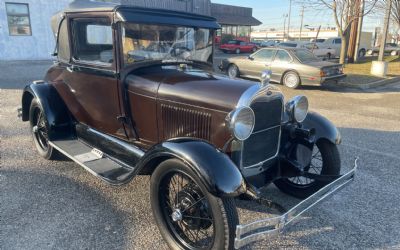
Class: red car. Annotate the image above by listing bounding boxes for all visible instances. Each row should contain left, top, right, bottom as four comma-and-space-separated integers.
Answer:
219, 40, 258, 54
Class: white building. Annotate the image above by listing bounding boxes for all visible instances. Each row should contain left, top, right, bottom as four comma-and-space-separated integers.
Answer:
0, 0, 72, 60
251, 27, 340, 42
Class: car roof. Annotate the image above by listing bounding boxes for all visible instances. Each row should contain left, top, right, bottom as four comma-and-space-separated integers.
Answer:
51, 0, 220, 36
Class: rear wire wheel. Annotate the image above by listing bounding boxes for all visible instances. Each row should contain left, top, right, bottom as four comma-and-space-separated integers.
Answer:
150, 159, 238, 250
29, 98, 58, 159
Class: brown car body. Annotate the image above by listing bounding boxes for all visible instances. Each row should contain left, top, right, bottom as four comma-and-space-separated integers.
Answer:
20, 2, 355, 249
220, 47, 346, 88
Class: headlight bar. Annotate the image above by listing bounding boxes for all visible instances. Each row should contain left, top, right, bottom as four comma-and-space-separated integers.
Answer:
234, 158, 358, 249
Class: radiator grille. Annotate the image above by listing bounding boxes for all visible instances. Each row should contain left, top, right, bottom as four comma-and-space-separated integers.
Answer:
161, 104, 211, 140
241, 96, 283, 168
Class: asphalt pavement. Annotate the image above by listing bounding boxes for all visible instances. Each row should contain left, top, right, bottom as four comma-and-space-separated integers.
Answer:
1, 59, 400, 250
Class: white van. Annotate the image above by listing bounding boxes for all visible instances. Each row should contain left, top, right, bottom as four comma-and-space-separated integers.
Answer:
320, 32, 373, 58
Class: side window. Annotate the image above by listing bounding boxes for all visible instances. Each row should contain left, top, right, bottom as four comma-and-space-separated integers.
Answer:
252, 49, 275, 62
240, 42, 246, 46
274, 50, 291, 63
334, 39, 342, 44
71, 18, 113, 65
57, 19, 70, 62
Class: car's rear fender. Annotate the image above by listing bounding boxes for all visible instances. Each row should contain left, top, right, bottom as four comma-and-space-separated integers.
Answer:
21, 82, 73, 140
137, 138, 246, 197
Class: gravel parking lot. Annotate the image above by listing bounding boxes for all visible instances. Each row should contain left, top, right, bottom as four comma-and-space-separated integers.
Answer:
1, 59, 400, 250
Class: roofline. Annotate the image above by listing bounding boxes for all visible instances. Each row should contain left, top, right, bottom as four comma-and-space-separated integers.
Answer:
63, 2, 217, 22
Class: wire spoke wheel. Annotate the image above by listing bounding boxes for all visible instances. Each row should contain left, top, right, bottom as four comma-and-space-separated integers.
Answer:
274, 139, 341, 199
31, 107, 49, 151
160, 171, 215, 249
288, 146, 323, 186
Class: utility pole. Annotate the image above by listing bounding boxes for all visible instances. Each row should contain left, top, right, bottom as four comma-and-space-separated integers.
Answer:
354, 0, 365, 62
283, 14, 288, 41
379, 0, 392, 61
287, 0, 292, 41
299, 6, 304, 41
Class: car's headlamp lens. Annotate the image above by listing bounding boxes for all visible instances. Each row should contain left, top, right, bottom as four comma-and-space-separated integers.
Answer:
227, 106, 255, 141
286, 95, 309, 123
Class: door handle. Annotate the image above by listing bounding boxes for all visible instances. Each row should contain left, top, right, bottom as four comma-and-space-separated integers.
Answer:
66, 65, 76, 73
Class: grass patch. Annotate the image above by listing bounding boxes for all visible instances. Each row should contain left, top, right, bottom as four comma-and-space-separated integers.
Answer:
342, 56, 400, 84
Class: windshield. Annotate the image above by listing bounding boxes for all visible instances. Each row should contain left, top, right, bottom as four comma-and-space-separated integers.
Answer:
294, 49, 320, 62
121, 23, 213, 66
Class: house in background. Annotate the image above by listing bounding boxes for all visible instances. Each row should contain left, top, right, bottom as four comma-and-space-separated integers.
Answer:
0, 0, 261, 60
0, 0, 71, 60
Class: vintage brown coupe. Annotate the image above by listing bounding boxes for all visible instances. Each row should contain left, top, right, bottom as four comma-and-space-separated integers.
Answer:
19, 1, 356, 249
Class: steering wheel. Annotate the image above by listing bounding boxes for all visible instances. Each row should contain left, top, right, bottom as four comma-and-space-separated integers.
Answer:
170, 46, 191, 57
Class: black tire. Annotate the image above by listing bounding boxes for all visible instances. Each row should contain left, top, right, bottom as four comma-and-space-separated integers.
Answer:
29, 98, 58, 160
227, 64, 239, 79
274, 139, 341, 199
282, 71, 301, 89
150, 159, 238, 250
235, 48, 240, 54
358, 49, 366, 58
326, 53, 331, 60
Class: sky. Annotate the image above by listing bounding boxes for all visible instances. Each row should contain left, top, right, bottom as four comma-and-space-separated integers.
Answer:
212, 0, 383, 32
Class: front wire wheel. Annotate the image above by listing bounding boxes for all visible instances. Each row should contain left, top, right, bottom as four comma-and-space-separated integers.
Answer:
151, 159, 238, 250
274, 139, 341, 199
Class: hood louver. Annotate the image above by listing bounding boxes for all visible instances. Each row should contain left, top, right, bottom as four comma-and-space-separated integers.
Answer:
161, 104, 211, 141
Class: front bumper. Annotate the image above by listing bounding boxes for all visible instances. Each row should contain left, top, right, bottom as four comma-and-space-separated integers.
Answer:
234, 159, 358, 249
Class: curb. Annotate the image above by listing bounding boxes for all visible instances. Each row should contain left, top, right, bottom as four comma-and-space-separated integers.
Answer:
338, 76, 400, 89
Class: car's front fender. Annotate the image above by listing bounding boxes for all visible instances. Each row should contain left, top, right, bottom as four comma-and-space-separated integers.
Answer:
301, 111, 341, 145
137, 138, 246, 197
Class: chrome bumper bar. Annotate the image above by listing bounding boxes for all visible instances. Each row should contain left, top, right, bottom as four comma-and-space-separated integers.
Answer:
234, 159, 358, 249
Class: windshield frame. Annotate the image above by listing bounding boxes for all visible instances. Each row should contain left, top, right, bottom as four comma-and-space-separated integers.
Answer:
118, 21, 216, 70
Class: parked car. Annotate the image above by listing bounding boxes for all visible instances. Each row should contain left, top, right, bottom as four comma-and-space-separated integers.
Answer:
367, 43, 400, 56
278, 41, 307, 48
219, 40, 258, 54
319, 33, 372, 58
19, 2, 356, 250
304, 43, 336, 59
311, 38, 326, 43
260, 40, 280, 47
219, 47, 346, 88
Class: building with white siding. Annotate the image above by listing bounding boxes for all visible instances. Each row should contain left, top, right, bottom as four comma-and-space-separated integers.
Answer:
0, 0, 72, 60
0, 0, 260, 60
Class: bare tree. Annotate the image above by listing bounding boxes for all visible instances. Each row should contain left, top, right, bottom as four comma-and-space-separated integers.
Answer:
297, 0, 378, 64
378, 0, 400, 41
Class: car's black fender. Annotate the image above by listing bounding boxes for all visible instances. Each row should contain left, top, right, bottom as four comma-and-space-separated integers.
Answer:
137, 138, 246, 197
301, 111, 341, 145
21, 82, 73, 140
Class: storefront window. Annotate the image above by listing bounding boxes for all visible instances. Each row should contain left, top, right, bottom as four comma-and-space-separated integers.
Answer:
6, 3, 32, 36
238, 26, 250, 37
231, 26, 237, 36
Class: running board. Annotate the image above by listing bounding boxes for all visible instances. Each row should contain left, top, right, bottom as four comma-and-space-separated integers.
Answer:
50, 139, 135, 184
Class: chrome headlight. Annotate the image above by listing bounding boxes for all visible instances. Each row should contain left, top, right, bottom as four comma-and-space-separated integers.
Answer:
285, 95, 309, 123
226, 106, 255, 141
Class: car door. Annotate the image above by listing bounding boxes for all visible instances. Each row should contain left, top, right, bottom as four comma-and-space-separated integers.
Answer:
241, 49, 275, 77
61, 15, 126, 139
270, 49, 294, 82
